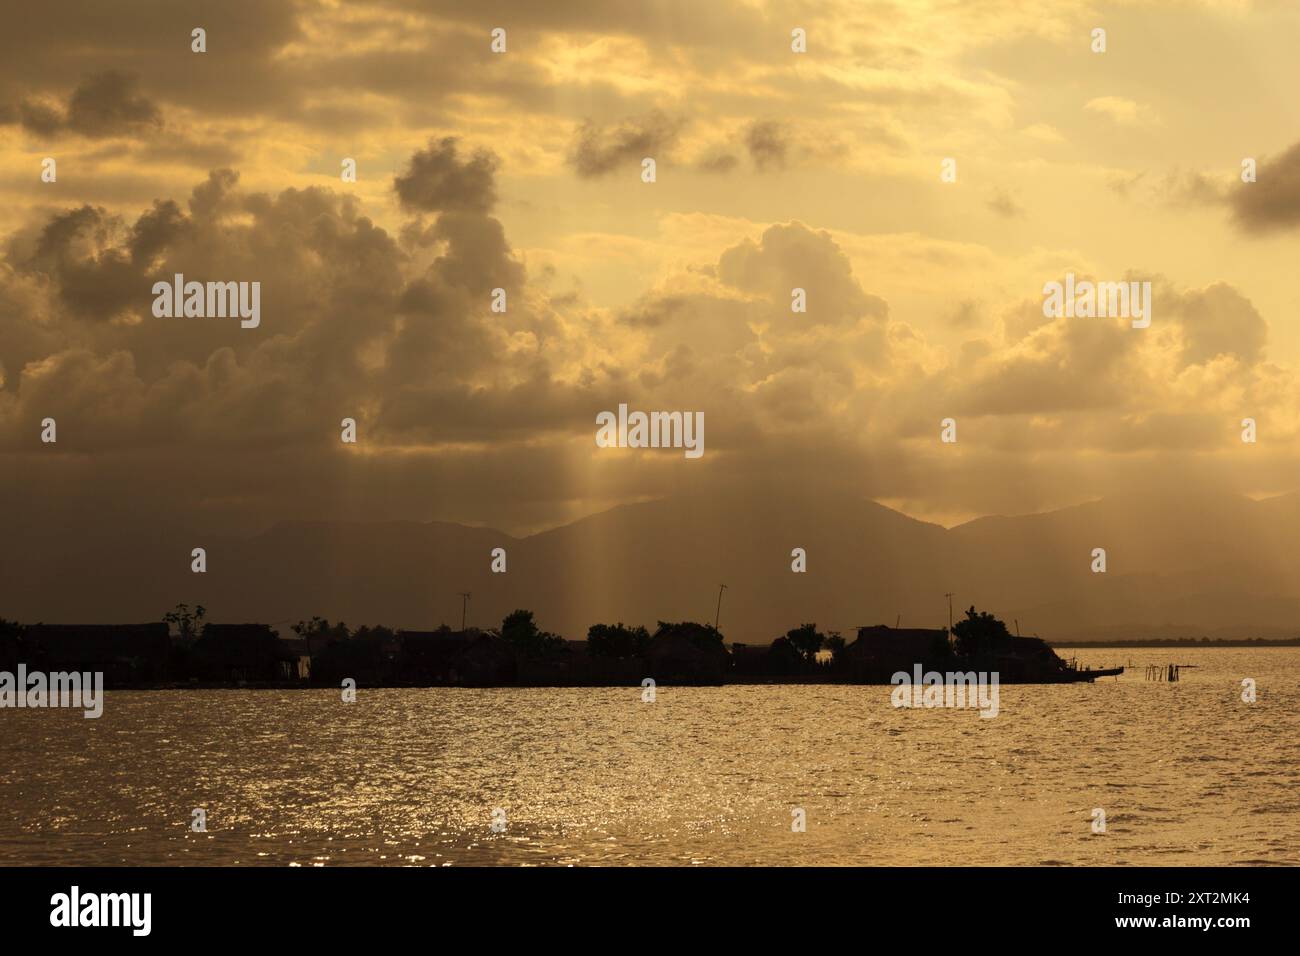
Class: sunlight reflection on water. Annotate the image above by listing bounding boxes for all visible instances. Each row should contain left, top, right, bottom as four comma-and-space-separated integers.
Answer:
1, 648, 1296, 865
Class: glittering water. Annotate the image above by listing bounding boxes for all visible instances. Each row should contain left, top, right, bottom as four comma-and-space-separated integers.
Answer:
1, 647, 1296, 865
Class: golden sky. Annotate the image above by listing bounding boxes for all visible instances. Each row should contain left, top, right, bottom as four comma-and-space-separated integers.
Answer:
3, 0, 1300, 541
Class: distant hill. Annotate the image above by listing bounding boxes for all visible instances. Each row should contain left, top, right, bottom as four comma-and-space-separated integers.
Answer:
5, 487, 1300, 643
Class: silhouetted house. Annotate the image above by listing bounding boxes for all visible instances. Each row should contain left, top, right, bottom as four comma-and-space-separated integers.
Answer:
381, 635, 402, 661
398, 629, 517, 685
24, 623, 171, 683
842, 625, 1076, 683
514, 638, 577, 684
0, 620, 25, 670
646, 623, 729, 684
302, 632, 340, 658
765, 636, 806, 674
399, 629, 474, 682
559, 638, 648, 685
730, 643, 768, 675
456, 632, 518, 685
983, 636, 1069, 682
307, 629, 390, 685
193, 623, 281, 682
839, 625, 950, 681
731, 639, 805, 677
275, 638, 312, 681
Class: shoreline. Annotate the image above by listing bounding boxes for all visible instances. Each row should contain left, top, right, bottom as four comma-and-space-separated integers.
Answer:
75, 674, 1119, 691
1049, 640, 1300, 648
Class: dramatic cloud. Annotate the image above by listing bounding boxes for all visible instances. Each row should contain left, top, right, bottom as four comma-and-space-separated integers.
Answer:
394, 138, 500, 214
715, 222, 887, 328
0, 0, 1296, 557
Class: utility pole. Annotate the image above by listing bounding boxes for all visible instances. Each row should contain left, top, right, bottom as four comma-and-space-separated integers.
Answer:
714, 584, 728, 632
945, 592, 954, 638
458, 592, 471, 631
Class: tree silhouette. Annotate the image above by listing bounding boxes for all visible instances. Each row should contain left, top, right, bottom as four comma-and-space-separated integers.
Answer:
163, 603, 206, 642
951, 605, 1012, 658
653, 620, 725, 650
499, 609, 564, 659
784, 623, 825, 663
291, 617, 350, 644
314, 623, 388, 682
764, 636, 803, 672
587, 622, 650, 659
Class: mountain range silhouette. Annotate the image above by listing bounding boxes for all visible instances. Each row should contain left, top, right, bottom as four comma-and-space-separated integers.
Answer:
6, 486, 1300, 642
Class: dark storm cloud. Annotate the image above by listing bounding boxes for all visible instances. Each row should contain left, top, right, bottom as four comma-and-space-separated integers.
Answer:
18, 205, 148, 319
129, 200, 193, 265
0, 0, 696, 145
567, 111, 682, 177
394, 138, 500, 214
17, 99, 63, 136
1230, 139, 1300, 233
0, 1, 300, 118
63, 71, 162, 137
2, 128, 914, 553
0, 132, 606, 468
0, 106, 1290, 572
3, 173, 405, 406
12, 72, 161, 138
188, 169, 241, 220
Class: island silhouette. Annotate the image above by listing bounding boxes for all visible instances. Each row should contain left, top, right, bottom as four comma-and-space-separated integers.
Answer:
1, 604, 1123, 688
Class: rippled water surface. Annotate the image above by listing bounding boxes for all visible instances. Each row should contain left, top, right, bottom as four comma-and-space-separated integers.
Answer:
1, 648, 1296, 865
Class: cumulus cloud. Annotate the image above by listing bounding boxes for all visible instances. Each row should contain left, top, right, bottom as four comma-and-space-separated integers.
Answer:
394, 137, 499, 214
0, 137, 612, 504
1170, 281, 1268, 367
1, 147, 1290, 539
0, 155, 918, 542
716, 222, 888, 327
923, 274, 1283, 461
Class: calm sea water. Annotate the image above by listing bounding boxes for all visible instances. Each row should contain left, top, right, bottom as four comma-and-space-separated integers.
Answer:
1, 647, 1296, 866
